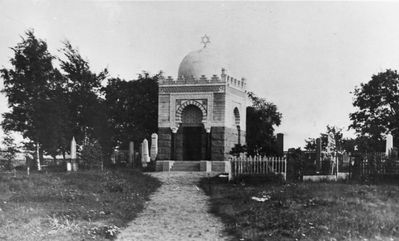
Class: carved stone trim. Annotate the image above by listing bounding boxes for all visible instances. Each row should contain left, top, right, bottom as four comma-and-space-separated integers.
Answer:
169, 92, 214, 131
175, 99, 207, 123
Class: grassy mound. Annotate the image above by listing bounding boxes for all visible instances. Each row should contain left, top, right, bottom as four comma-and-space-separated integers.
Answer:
0, 169, 161, 240
200, 176, 399, 240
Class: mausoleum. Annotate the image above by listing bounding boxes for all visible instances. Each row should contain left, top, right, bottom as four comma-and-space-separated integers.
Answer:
157, 36, 247, 166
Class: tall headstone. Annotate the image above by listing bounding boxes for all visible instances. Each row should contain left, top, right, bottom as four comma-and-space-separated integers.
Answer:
71, 136, 77, 159
129, 141, 134, 166
141, 139, 150, 167
315, 138, 321, 172
36, 143, 41, 171
386, 133, 393, 156
67, 137, 78, 172
150, 133, 158, 161
70, 136, 77, 171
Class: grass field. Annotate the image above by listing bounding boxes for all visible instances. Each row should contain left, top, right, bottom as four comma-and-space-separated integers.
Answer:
0, 169, 160, 241
200, 176, 399, 241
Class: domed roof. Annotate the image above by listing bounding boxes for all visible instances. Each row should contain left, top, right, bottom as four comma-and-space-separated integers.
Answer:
178, 47, 226, 80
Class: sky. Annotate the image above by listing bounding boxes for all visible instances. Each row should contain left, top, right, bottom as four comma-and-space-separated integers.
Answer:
1, 1, 399, 150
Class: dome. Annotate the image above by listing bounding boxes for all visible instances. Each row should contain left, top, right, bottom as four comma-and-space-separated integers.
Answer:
178, 47, 226, 80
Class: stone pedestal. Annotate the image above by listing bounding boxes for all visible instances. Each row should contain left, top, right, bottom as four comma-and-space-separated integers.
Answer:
200, 161, 212, 172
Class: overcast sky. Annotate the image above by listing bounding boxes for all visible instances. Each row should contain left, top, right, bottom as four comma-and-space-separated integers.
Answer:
1, 1, 399, 149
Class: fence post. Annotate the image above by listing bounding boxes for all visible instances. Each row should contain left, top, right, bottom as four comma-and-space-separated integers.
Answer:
227, 161, 232, 181
284, 156, 287, 181
129, 141, 134, 167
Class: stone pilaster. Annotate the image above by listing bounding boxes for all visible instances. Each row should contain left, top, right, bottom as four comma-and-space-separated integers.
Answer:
157, 128, 172, 160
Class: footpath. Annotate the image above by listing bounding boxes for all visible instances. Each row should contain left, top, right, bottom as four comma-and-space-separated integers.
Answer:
116, 172, 231, 241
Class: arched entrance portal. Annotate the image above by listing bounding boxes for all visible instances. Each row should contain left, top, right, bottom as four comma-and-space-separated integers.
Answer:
181, 105, 204, 160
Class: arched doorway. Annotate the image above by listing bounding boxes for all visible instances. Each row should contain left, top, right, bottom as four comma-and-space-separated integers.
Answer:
181, 105, 204, 160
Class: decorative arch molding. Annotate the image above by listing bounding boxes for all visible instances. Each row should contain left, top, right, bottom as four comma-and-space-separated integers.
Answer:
233, 107, 240, 126
175, 99, 207, 123
233, 106, 241, 145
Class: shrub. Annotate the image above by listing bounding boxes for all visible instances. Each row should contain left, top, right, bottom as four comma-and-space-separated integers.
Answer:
230, 144, 247, 157
1, 131, 18, 170
286, 148, 304, 181
80, 140, 104, 169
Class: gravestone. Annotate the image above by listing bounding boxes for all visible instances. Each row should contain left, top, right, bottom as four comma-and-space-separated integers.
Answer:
386, 133, 393, 156
70, 137, 78, 171
36, 144, 41, 171
141, 139, 150, 167
316, 138, 322, 172
129, 141, 134, 166
150, 133, 158, 161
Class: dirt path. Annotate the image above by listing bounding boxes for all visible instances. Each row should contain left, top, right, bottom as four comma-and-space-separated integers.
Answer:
116, 172, 231, 241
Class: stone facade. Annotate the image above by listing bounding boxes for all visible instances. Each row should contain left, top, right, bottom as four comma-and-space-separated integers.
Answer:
157, 46, 247, 161
157, 128, 172, 160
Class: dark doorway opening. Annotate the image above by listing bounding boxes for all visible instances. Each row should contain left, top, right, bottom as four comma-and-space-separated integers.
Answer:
183, 126, 203, 160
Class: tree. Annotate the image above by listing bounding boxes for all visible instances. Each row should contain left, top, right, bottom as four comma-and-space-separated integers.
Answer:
1, 131, 18, 170
349, 69, 399, 151
246, 92, 282, 156
59, 41, 108, 145
304, 125, 344, 152
104, 73, 159, 149
1, 30, 69, 158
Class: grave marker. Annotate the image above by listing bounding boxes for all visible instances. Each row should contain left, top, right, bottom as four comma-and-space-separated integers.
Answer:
141, 139, 150, 167
129, 141, 134, 167
386, 133, 393, 156
150, 133, 158, 161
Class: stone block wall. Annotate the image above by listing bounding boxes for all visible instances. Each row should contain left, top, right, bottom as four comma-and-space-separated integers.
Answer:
158, 128, 171, 160
211, 127, 225, 161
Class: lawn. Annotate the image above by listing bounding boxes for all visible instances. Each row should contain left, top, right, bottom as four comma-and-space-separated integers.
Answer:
0, 169, 161, 241
200, 177, 399, 241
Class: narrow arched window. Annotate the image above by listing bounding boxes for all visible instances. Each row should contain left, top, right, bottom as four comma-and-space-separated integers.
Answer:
233, 107, 241, 144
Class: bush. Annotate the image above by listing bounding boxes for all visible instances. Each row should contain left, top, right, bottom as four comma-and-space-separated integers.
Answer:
80, 140, 104, 169
233, 173, 284, 185
229, 144, 247, 157
286, 148, 304, 181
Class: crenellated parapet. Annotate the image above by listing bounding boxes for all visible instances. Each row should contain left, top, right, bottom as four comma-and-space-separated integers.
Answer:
159, 68, 247, 90
221, 68, 247, 90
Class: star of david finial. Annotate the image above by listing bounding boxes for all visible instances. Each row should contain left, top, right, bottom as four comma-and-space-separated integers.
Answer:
201, 35, 211, 48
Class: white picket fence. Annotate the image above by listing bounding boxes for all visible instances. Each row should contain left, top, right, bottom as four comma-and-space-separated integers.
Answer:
227, 155, 287, 181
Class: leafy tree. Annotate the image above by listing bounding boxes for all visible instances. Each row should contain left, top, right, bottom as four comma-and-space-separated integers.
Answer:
60, 41, 108, 143
1, 131, 18, 170
304, 138, 318, 151
341, 136, 384, 153
1, 30, 69, 158
104, 73, 158, 149
349, 69, 399, 151
304, 125, 343, 152
246, 92, 282, 156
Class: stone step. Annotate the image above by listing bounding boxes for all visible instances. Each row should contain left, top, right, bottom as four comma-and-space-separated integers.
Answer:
170, 161, 201, 171
171, 168, 200, 171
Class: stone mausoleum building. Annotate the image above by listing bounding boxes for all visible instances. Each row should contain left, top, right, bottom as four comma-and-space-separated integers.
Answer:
157, 37, 247, 168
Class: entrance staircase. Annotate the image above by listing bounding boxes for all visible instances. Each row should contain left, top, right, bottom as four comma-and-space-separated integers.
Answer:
155, 160, 228, 172
170, 161, 200, 171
